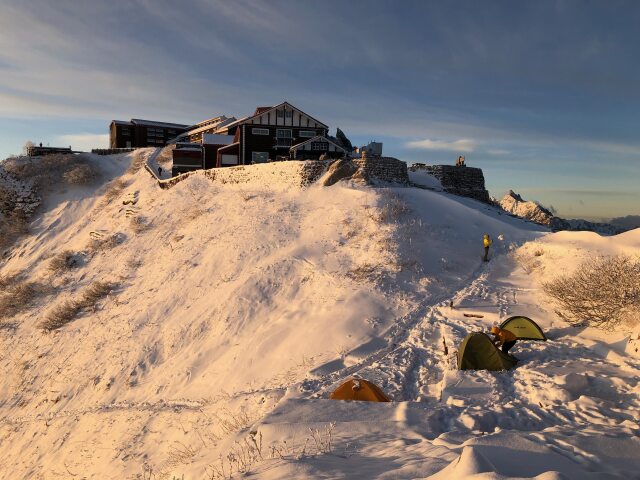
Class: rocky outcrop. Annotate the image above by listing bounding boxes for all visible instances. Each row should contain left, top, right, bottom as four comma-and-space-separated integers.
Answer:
410, 164, 490, 203
499, 190, 563, 228
321, 159, 358, 186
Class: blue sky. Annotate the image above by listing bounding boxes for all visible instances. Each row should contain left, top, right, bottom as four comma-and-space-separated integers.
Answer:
0, 0, 638, 220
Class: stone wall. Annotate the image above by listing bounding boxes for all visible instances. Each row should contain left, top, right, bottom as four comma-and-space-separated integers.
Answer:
352, 156, 409, 185
149, 160, 329, 190
410, 164, 490, 203
147, 156, 409, 191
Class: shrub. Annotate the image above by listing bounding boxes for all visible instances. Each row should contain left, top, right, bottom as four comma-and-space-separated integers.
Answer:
130, 216, 150, 234
0, 280, 46, 317
3, 153, 96, 191
63, 164, 97, 185
40, 281, 117, 331
88, 233, 124, 252
543, 255, 640, 330
374, 190, 410, 223
126, 149, 148, 174
102, 178, 128, 205
48, 250, 82, 273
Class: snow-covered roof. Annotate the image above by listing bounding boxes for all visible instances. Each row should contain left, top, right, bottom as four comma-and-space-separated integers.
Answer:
290, 135, 345, 152
195, 115, 229, 128
179, 118, 239, 139
214, 116, 250, 131
131, 119, 190, 129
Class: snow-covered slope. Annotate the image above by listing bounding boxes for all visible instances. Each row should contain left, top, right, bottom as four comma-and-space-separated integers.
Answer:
0, 151, 638, 479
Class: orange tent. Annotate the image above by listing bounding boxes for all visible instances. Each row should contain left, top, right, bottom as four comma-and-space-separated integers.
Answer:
329, 378, 390, 402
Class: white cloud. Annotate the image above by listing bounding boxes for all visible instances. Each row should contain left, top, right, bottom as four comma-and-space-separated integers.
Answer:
57, 134, 109, 152
487, 148, 510, 155
406, 138, 476, 152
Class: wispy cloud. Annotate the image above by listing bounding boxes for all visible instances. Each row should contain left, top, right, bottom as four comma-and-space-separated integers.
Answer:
406, 138, 476, 152
486, 148, 511, 155
57, 134, 109, 151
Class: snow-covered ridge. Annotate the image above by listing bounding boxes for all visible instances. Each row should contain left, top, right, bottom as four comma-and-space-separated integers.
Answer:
0, 151, 638, 478
499, 189, 627, 235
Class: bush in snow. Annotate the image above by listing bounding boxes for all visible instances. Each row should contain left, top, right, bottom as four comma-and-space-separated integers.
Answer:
0, 277, 48, 318
3, 153, 96, 191
130, 216, 150, 234
543, 255, 640, 330
374, 189, 411, 223
63, 164, 97, 185
40, 281, 117, 331
48, 250, 83, 273
102, 178, 129, 205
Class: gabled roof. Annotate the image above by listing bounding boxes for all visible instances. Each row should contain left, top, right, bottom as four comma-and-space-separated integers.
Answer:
289, 135, 346, 152
236, 102, 329, 129
253, 106, 273, 115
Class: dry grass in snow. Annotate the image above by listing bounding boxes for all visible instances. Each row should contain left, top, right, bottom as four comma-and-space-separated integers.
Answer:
544, 254, 640, 330
48, 250, 83, 274
40, 281, 117, 331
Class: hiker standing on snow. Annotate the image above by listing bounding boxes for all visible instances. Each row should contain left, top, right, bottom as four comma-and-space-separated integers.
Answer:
483, 234, 492, 262
491, 326, 517, 355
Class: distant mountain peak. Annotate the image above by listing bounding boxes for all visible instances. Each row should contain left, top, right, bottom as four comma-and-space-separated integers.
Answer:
499, 189, 627, 235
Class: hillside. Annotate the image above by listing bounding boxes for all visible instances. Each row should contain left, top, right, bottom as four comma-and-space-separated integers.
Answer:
0, 151, 638, 479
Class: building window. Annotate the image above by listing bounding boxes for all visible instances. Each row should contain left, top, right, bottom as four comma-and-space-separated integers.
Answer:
311, 142, 328, 151
275, 129, 292, 147
252, 151, 268, 163
276, 110, 284, 118
299, 130, 316, 138
252, 128, 269, 135
285, 110, 292, 118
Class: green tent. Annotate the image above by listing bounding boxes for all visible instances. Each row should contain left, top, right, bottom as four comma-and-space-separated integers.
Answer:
457, 332, 518, 371
500, 316, 547, 341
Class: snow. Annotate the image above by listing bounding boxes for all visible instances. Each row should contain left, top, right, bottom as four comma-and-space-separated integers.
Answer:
0, 150, 638, 478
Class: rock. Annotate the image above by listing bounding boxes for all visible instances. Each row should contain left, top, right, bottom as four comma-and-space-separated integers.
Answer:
335, 128, 353, 151
321, 159, 358, 186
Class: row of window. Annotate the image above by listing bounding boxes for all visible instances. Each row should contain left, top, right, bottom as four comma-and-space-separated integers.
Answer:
250, 143, 328, 161
251, 128, 317, 138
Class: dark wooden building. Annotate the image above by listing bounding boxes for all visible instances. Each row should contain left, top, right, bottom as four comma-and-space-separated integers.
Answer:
171, 143, 203, 176
110, 118, 190, 149
212, 102, 332, 166
289, 135, 346, 160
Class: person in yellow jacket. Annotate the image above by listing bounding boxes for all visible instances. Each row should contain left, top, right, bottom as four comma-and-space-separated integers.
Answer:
483, 234, 492, 262
491, 325, 517, 355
